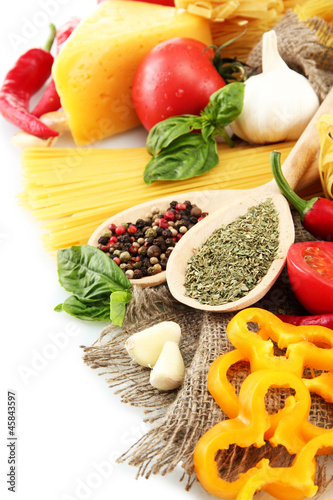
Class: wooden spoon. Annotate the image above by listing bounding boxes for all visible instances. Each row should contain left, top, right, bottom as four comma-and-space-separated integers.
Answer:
166, 87, 333, 311
87, 162, 319, 289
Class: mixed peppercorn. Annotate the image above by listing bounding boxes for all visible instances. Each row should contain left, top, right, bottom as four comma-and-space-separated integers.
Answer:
97, 201, 208, 279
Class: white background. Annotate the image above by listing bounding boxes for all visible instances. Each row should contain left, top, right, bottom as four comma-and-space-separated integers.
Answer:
0, 2, 332, 500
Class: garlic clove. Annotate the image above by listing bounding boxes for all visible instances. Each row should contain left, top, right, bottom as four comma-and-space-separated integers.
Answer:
149, 341, 185, 391
125, 321, 181, 367
229, 30, 320, 145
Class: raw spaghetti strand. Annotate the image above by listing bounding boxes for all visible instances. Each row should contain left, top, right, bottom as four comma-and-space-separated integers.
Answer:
20, 141, 298, 251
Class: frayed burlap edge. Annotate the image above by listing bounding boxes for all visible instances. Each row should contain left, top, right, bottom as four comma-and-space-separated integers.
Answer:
82, 213, 333, 495
82, 285, 204, 420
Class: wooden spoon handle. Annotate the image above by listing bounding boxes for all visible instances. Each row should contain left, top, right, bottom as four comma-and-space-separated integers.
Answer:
282, 86, 333, 190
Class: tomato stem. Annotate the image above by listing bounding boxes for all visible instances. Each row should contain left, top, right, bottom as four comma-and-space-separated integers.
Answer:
270, 151, 317, 220
206, 31, 257, 83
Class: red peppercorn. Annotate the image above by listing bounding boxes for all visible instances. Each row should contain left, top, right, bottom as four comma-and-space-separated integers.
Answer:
197, 216, 206, 222
133, 256, 140, 262
176, 233, 183, 241
113, 257, 121, 265
129, 245, 138, 254
172, 237, 177, 242
201, 212, 209, 217
130, 236, 135, 242
176, 203, 186, 210
108, 223, 117, 232
158, 218, 169, 229
164, 211, 175, 221
109, 236, 118, 244
128, 224, 137, 234
115, 225, 126, 235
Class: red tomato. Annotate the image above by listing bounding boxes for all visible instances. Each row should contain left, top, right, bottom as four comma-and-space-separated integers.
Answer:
132, 37, 225, 130
287, 241, 333, 314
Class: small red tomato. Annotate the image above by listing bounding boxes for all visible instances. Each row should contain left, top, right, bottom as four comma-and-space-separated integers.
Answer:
132, 37, 225, 130
287, 241, 333, 314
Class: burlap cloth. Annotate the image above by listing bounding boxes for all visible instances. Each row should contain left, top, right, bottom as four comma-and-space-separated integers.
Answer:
246, 11, 333, 102
83, 212, 333, 497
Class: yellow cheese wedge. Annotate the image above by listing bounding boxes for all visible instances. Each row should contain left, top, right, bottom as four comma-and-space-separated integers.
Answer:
52, 1, 213, 145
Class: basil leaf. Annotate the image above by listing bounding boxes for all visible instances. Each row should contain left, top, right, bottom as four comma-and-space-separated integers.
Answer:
143, 133, 219, 184
57, 245, 131, 301
201, 123, 216, 142
54, 303, 63, 312
59, 295, 111, 322
146, 115, 202, 156
110, 290, 132, 326
203, 82, 245, 128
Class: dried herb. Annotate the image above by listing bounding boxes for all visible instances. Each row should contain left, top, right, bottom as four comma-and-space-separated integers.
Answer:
184, 200, 279, 305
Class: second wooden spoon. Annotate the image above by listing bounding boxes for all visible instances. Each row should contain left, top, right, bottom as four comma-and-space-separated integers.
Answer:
166, 88, 333, 312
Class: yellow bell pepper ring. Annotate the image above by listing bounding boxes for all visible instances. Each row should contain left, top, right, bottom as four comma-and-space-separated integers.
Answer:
226, 308, 333, 376
207, 348, 333, 445
194, 370, 312, 499
207, 349, 245, 419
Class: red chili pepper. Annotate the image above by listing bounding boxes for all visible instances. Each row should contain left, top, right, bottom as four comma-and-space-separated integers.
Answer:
276, 312, 333, 329
271, 151, 333, 241
0, 24, 59, 139
287, 241, 333, 314
32, 17, 81, 118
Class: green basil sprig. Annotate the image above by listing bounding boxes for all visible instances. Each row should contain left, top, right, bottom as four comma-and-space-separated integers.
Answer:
56, 245, 132, 326
144, 82, 245, 184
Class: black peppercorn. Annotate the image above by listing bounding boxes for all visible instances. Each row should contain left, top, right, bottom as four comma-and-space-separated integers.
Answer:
162, 229, 172, 238
147, 245, 161, 258
135, 219, 145, 228
133, 269, 143, 279
118, 233, 131, 243
190, 206, 202, 217
98, 236, 109, 245
114, 242, 124, 250
165, 248, 174, 257
160, 257, 168, 269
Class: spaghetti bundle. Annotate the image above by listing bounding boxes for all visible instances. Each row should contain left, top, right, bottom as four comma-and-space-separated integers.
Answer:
176, 0, 333, 61
20, 141, 298, 252
318, 115, 333, 200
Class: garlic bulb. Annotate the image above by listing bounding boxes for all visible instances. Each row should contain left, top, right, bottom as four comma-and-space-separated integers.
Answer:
124, 321, 181, 367
149, 341, 185, 391
230, 30, 319, 144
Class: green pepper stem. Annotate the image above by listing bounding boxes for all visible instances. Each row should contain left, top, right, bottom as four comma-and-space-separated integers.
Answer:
44, 24, 56, 52
270, 151, 317, 220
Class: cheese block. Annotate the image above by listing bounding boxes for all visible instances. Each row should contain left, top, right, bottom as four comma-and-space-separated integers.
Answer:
52, 1, 213, 145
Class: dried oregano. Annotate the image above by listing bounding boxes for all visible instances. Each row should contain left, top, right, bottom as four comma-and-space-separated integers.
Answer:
184, 199, 279, 305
